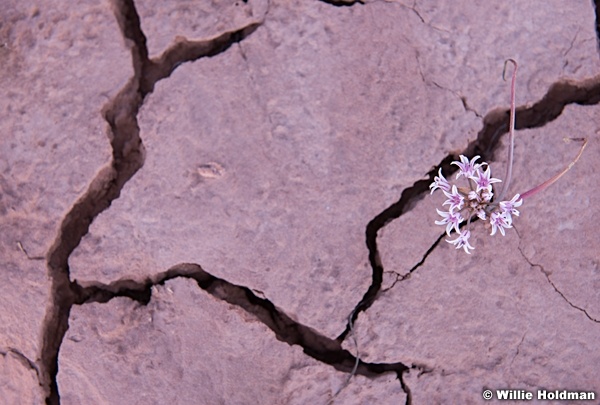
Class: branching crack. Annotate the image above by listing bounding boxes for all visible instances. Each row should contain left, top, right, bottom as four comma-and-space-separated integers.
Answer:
381, 271, 408, 292
428, 78, 484, 119
338, 156, 455, 343
381, 232, 446, 293
38, 1, 263, 403
32, 0, 600, 401
335, 73, 600, 399
74, 264, 410, 386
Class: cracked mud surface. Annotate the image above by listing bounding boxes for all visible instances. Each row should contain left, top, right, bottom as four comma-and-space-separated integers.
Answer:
1, 0, 599, 404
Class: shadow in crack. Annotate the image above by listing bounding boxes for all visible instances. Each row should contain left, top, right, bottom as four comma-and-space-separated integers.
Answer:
141, 23, 260, 94
319, 0, 365, 6
74, 263, 409, 380
39, 0, 264, 403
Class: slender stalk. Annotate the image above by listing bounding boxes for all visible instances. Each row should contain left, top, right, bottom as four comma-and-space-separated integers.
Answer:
497, 59, 518, 203
520, 138, 588, 199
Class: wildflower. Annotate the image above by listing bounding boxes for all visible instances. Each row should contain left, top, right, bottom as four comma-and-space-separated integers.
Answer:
446, 229, 475, 254
429, 168, 451, 194
490, 211, 513, 236
430, 153, 517, 252
451, 155, 483, 179
428, 59, 586, 255
442, 185, 464, 212
435, 209, 463, 236
499, 194, 523, 219
472, 166, 502, 193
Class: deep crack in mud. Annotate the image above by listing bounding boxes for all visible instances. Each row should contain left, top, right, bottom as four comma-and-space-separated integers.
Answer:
76, 264, 409, 376
38, 0, 263, 402
35, 0, 600, 403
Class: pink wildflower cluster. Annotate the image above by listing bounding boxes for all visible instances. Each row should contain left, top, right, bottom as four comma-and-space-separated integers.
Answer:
430, 155, 523, 254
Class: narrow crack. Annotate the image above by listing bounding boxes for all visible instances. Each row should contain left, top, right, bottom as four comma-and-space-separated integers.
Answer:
562, 29, 580, 59
429, 74, 485, 118
38, 0, 263, 403
1, 347, 41, 378
509, 332, 527, 368
460, 96, 483, 118
17, 241, 45, 261
517, 244, 600, 324
381, 232, 445, 293
403, 0, 425, 25
544, 276, 600, 323
397, 0, 449, 33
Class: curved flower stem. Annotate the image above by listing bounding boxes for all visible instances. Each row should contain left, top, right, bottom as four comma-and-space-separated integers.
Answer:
520, 137, 588, 199
497, 58, 518, 203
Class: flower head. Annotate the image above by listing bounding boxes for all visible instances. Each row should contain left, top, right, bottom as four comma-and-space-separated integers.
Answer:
472, 166, 502, 193
442, 184, 464, 212
499, 193, 523, 219
451, 155, 483, 179
446, 229, 475, 254
430, 154, 524, 254
435, 208, 463, 236
429, 168, 451, 194
490, 211, 513, 236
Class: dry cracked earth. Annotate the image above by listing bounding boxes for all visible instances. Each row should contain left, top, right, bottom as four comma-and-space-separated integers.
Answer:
2, 0, 600, 404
